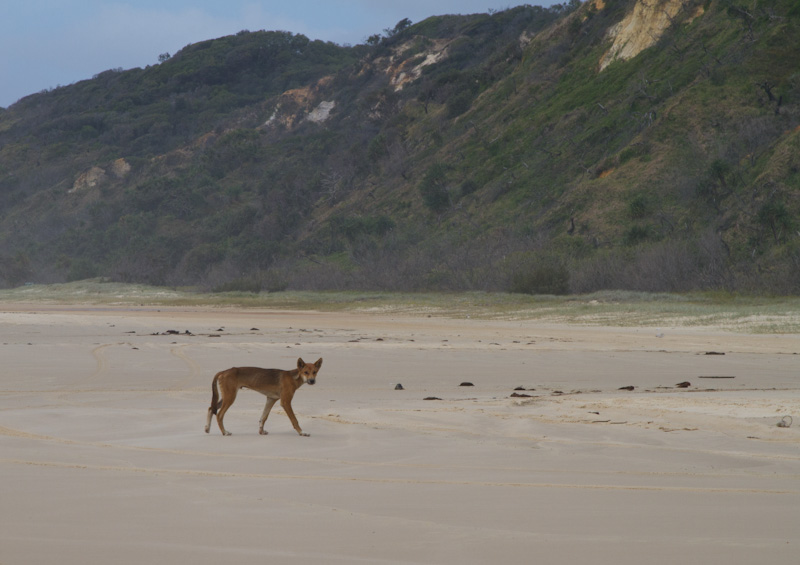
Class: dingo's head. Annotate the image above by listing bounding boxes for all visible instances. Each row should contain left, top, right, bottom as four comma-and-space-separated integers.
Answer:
297, 357, 323, 385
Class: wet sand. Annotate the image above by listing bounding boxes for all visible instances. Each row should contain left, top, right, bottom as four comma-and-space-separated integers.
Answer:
1, 305, 798, 563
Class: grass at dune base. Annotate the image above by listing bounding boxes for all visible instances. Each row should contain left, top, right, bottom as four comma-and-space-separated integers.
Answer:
1, 279, 799, 334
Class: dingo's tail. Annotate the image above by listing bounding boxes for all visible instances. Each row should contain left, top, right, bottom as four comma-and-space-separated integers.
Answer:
205, 373, 223, 434
210, 373, 220, 415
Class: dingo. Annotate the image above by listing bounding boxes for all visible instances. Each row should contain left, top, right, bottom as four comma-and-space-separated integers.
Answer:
205, 357, 322, 436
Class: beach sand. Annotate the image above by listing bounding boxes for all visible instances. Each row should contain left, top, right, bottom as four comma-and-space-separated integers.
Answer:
1, 304, 798, 564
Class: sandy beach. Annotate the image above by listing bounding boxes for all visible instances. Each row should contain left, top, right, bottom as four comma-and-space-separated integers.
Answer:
1, 304, 798, 564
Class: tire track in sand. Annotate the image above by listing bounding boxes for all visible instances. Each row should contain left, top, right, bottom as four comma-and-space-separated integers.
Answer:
0, 425, 81, 444
54, 343, 122, 402
2, 421, 799, 482
2, 457, 799, 495
77, 343, 126, 386
69, 342, 203, 392
168, 344, 206, 391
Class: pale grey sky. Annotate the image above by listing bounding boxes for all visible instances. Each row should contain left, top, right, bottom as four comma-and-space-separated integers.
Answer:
0, 1, 559, 108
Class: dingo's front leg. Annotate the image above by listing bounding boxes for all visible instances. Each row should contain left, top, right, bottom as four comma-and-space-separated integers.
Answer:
281, 396, 309, 436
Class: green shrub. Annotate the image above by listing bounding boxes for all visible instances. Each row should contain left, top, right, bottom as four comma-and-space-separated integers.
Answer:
261, 270, 289, 293
627, 193, 652, 219
509, 261, 569, 295
367, 134, 388, 162
618, 142, 650, 164
461, 179, 479, 196
446, 91, 476, 118
758, 200, 794, 243
67, 258, 99, 282
418, 163, 451, 213
623, 224, 655, 245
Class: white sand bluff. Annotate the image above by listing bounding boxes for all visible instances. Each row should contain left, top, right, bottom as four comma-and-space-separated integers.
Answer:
599, 0, 705, 70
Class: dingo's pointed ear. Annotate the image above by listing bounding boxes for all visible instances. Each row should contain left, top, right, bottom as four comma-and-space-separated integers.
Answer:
314, 358, 323, 369
297, 358, 305, 369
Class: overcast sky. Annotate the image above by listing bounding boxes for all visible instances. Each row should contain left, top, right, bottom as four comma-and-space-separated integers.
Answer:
0, 1, 560, 108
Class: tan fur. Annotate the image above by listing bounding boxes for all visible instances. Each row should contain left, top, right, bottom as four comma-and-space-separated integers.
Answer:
204, 357, 322, 436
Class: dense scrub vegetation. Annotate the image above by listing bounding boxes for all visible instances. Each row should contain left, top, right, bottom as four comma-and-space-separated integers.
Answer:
0, 0, 799, 294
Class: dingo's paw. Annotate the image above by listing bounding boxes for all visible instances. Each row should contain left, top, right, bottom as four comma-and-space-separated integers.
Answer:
300, 432, 310, 437
223, 431, 232, 436
259, 429, 268, 435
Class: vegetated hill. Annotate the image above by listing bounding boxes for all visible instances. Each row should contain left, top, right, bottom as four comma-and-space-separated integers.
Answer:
0, 0, 798, 294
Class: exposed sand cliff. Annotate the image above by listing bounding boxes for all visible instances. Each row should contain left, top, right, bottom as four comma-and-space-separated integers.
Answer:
600, 0, 704, 70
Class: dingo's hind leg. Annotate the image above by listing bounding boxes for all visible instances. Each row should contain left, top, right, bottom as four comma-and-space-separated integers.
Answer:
204, 400, 223, 433
214, 371, 239, 436
205, 406, 214, 433
259, 397, 279, 435
216, 389, 237, 435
